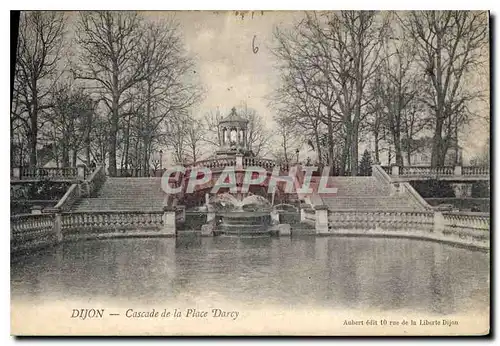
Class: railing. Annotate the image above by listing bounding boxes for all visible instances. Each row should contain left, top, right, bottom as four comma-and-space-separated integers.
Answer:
442, 212, 490, 231
175, 206, 185, 222
463, 166, 490, 176
381, 166, 391, 175
53, 184, 80, 211
243, 157, 278, 171
11, 213, 56, 253
302, 207, 316, 224
85, 165, 106, 197
186, 157, 237, 170
185, 157, 289, 172
61, 211, 164, 233
400, 166, 454, 176
327, 210, 435, 231
372, 165, 392, 185
381, 165, 489, 177
400, 182, 433, 210
116, 168, 152, 177
15, 166, 79, 180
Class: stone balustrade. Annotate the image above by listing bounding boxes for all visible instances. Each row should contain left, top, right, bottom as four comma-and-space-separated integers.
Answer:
11, 213, 57, 254
185, 157, 288, 172
84, 165, 107, 197
10, 207, 179, 255
187, 157, 237, 170
462, 166, 490, 176
300, 205, 489, 249
53, 184, 80, 211
442, 212, 490, 231
381, 165, 489, 177
327, 210, 435, 231
61, 211, 164, 233
11, 166, 88, 180
49, 165, 107, 212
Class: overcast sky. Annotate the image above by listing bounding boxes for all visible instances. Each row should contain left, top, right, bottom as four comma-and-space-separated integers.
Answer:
63, 11, 489, 162
166, 11, 303, 125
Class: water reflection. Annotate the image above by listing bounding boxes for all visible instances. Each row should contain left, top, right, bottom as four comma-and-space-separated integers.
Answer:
11, 236, 489, 314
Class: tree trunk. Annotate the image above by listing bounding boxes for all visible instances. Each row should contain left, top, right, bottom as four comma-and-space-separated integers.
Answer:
350, 125, 359, 176
314, 128, 322, 165
340, 132, 350, 176
393, 130, 403, 167
327, 115, 335, 175
374, 131, 380, 164
431, 118, 444, 167
29, 102, 38, 167
61, 145, 69, 168
108, 93, 119, 176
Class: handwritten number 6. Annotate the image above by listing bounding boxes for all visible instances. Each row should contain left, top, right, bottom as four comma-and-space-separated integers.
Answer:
252, 35, 259, 54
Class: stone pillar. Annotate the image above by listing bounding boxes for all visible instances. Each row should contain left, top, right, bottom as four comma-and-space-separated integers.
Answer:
278, 224, 291, 236
391, 165, 400, 176
271, 210, 280, 225
77, 164, 86, 180
12, 167, 20, 179
205, 193, 210, 206
180, 206, 186, 223
162, 206, 176, 236
433, 212, 445, 233
236, 154, 243, 168
54, 212, 63, 243
45, 207, 63, 243
315, 205, 329, 234
300, 208, 306, 222
31, 205, 43, 215
207, 210, 216, 223
454, 165, 462, 176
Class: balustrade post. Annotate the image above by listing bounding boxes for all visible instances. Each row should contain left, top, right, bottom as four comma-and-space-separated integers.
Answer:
46, 207, 63, 243
12, 167, 20, 179
271, 210, 280, 225
77, 164, 86, 180
235, 154, 243, 169
391, 165, 400, 176
315, 205, 329, 234
179, 205, 186, 223
162, 206, 176, 236
433, 212, 445, 234
31, 205, 43, 215
454, 165, 462, 176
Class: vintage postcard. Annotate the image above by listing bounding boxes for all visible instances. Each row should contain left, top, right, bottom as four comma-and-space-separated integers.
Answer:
10, 10, 490, 336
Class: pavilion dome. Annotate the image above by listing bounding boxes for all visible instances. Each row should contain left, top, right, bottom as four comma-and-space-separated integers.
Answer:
219, 107, 248, 125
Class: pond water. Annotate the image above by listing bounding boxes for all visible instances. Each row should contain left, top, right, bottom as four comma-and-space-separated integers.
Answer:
11, 235, 489, 316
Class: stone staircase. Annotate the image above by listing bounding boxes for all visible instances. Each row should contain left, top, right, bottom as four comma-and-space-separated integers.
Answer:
71, 178, 165, 212
70, 173, 426, 213
318, 176, 425, 211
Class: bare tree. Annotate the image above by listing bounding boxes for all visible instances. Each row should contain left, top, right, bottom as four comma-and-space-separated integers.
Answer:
238, 103, 271, 157
370, 31, 420, 166
42, 83, 95, 167
184, 117, 205, 164
132, 20, 201, 172
12, 11, 65, 166
402, 11, 488, 167
273, 113, 301, 165
272, 11, 385, 175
